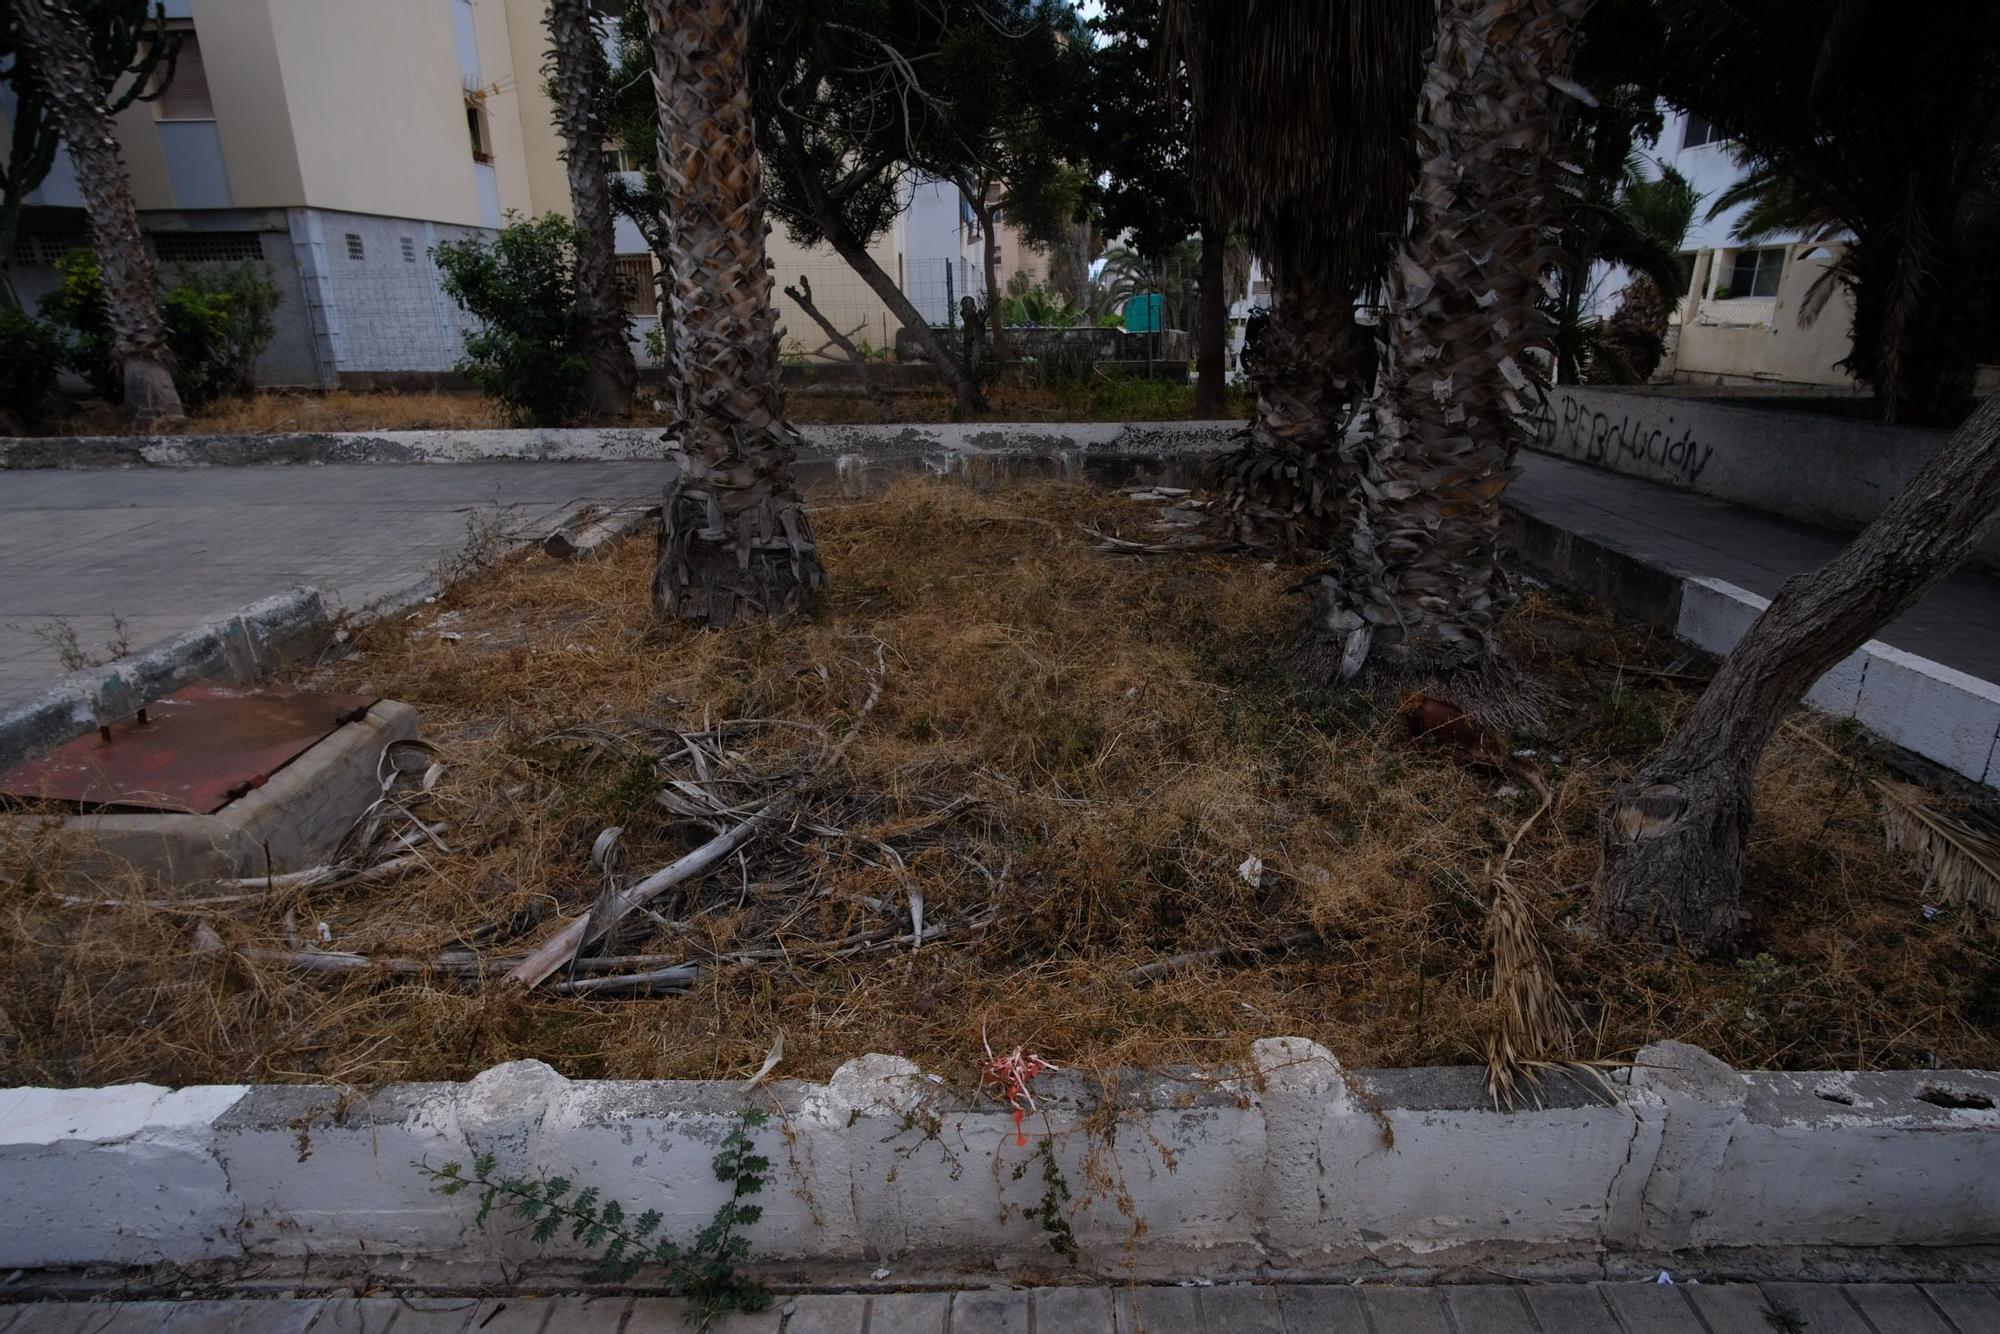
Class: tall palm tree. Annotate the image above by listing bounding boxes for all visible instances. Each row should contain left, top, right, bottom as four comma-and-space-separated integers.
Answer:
1311, 0, 1594, 681
643, 0, 822, 625
546, 0, 638, 420
1174, 0, 1432, 581
10, 0, 182, 423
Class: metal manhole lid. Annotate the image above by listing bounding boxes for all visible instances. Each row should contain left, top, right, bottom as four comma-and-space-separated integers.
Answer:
0, 682, 381, 815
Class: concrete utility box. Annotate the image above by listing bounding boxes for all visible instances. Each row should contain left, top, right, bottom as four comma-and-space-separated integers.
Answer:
0, 683, 419, 885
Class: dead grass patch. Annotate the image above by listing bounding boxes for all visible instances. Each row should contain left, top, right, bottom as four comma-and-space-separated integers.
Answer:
4, 479, 1997, 1091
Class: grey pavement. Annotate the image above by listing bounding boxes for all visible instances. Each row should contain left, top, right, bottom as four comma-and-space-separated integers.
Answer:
2, 453, 1998, 716
4, 1284, 2000, 1333
1510, 454, 2000, 685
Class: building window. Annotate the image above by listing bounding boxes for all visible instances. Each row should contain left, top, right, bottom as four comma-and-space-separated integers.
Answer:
1724, 246, 1784, 299
615, 254, 659, 316
466, 100, 494, 164
152, 231, 263, 264
345, 233, 365, 262
1681, 113, 1724, 150
153, 28, 214, 121
400, 237, 418, 263
22, 232, 87, 266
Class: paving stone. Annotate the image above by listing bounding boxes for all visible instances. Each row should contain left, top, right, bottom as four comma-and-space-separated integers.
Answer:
1758, 1283, 1874, 1334
947, 1290, 1028, 1334
1843, 1286, 1959, 1334
1519, 1285, 1618, 1327
1439, 1286, 1537, 1333
1119, 1287, 1200, 1334
301, 1298, 404, 1333
625, 1298, 691, 1331
1923, 1286, 2000, 1332
1595, 1284, 1704, 1334
1685, 1284, 1790, 1331
161, 1301, 277, 1332
13, 1304, 169, 1332
1356, 1289, 1451, 1334
777, 1293, 865, 1334
369, 1300, 479, 1334
1031, 1288, 1115, 1334
689, 1303, 781, 1333
1195, 1285, 1284, 1334
456, 1300, 548, 1334
860, 1293, 948, 1334
1276, 1286, 1369, 1332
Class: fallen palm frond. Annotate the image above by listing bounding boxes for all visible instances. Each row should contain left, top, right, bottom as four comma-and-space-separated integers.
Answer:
1878, 781, 2000, 915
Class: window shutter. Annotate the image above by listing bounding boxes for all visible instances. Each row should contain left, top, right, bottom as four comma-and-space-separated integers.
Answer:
157, 33, 215, 120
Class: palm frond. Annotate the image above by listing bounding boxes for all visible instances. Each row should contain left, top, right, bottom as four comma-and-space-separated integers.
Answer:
1879, 782, 2000, 916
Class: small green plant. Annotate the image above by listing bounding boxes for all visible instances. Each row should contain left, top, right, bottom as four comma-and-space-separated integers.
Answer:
433, 212, 600, 426
37, 250, 280, 407
0, 305, 67, 425
421, 1108, 772, 1322
1761, 1298, 1808, 1332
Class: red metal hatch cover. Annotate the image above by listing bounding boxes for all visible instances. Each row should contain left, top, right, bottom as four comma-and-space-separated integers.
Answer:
0, 682, 381, 815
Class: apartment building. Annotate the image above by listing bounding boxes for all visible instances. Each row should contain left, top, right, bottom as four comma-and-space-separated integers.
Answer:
6, 0, 583, 387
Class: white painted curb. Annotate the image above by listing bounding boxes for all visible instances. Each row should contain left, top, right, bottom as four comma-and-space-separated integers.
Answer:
4, 1042, 1999, 1274
1676, 578, 2000, 787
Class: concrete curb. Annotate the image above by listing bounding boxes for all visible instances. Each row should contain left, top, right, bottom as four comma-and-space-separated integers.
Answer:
0, 589, 333, 772
4, 1043, 1998, 1275
0, 422, 1241, 471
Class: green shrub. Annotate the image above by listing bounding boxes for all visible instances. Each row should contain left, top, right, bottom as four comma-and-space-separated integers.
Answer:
433, 212, 595, 426
0, 306, 67, 425
37, 250, 282, 407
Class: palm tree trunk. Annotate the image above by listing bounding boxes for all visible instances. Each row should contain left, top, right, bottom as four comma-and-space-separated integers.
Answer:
548, 0, 638, 421
1324, 0, 1592, 679
1597, 389, 2000, 954
12, 0, 181, 423
1193, 219, 1226, 417
644, 0, 822, 626
1219, 264, 1365, 556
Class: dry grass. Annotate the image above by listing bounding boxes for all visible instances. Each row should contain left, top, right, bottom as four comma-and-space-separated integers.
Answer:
27, 379, 1244, 436
5, 478, 1998, 1092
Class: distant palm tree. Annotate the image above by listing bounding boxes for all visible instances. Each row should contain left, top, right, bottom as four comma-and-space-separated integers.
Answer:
10, 0, 183, 423
1312, 0, 1596, 681
1556, 160, 1701, 384
642, 0, 822, 624
1169, 0, 1434, 581
546, 0, 638, 419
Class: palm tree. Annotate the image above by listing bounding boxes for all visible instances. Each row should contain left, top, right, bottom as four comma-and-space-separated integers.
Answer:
1553, 160, 1699, 385
1170, 0, 1433, 573
643, 0, 822, 625
10, 0, 182, 423
545, 0, 638, 419
1310, 0, 1595, 681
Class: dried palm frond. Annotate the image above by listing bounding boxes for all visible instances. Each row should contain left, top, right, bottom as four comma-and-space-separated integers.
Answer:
1878, 781, 2000, 916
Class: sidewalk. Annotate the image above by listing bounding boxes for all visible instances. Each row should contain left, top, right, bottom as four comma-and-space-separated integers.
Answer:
3, 452, 1997, 717
5, 1282, 1999, 1332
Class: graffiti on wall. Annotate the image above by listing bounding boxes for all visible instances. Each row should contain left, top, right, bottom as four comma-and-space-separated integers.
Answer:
1541, 393, 1716, 483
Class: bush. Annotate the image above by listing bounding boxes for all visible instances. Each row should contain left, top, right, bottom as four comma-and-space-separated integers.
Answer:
433, 212, 594, 426
37, 250, 282, 407
0, 306, 68, 425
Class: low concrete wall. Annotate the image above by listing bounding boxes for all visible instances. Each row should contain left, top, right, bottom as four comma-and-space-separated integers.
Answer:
1533, 387, 2000, 570
5, 1041, 1999, 1276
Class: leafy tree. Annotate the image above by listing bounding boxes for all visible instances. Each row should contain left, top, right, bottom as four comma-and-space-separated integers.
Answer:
0, 303, 64, 424
8, 0, 182, 420
1089, 0, 1230, 415
1634, 0, 2000, 423
434, 213, 593, 427
545, 0, 637, 418
0, 0, 178, 278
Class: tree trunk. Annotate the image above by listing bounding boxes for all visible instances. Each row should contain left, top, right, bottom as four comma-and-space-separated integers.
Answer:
1321, 0, 1592, 680
771, 122, 980, 418
1193, 219, 1227, 418
782, 273, 892, 420
12, 0, 182, 424
972, 190, 1007, 362
1219, 265, 1365, 558
1598, 389, 2000, 954
644, 0, 822, 626
547, 0, 638, 421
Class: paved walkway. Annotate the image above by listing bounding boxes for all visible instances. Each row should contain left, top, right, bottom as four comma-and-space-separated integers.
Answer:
2, 453, 1998, 715
5, 1283, 2000, 1332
